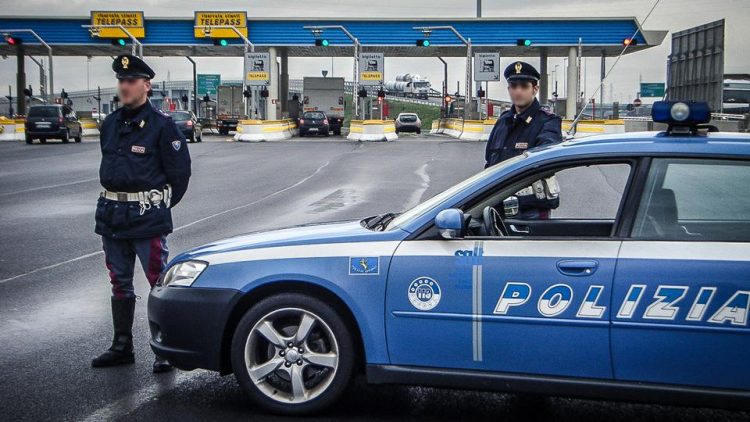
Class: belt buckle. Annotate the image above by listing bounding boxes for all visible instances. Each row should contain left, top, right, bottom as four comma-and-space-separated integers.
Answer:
147, 189, 163, 205
116, 192, 128, 202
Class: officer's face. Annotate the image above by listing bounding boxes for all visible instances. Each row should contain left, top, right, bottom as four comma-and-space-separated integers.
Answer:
508, 81, 539, 108
117, 78, 151, 107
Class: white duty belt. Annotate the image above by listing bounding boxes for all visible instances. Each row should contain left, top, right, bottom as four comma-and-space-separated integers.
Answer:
100, 185, 172, 215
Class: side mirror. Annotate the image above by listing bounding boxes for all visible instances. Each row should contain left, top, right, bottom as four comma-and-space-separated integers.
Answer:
503, 196, 519, 218
435, 208, 465, 240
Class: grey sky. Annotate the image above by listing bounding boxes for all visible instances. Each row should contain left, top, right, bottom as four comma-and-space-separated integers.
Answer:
1, 0, 748, 104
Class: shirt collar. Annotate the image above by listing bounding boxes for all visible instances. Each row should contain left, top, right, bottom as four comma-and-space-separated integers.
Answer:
512, 99, 540, 124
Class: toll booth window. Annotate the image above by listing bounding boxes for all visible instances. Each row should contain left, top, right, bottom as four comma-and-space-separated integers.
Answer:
632, 158, 750, 241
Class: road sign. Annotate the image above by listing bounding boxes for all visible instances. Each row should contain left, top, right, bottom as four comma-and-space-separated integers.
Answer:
358, 53, 384, 86
640, 82, 665, 97
197, 74, 221, 96
474, 52, 501, 81
245, 52, 270, 86
634, 98, 643, 107
90, 11, 145, 38
194, 11, 247, 38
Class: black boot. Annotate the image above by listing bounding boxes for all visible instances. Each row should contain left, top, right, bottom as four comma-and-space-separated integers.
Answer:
153, 355, 173, 373
92, 296, 136, 367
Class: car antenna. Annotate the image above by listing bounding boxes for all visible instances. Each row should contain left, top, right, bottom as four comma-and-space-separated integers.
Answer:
566, 0, 662, 138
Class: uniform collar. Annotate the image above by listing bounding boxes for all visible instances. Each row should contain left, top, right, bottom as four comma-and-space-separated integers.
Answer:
512, 99, 540, 125
117, 100, 152, 128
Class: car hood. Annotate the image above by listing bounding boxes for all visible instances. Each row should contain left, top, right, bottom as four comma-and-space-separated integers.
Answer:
172, 219, 403, 263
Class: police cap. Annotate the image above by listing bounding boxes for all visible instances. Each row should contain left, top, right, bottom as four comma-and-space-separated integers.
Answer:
504, 61, 541, 83
112, 54, 155, 80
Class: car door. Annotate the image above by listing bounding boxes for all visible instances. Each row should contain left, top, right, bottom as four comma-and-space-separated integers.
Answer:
612, 157, 750, 390
386, 161, 634, 379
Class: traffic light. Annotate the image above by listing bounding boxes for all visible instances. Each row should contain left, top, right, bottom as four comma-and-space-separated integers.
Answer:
243, 89, 251, 98
315, 39, 330, 47
181, 95, 189, 104
477, 89, 485, 98
23, 87, 32, 97
203, 94, 210, 103
416, 39, 430, 47
444, 95, 452, 103
622, 38, 638, 46
516, 39, 532, 47
3, 34, 22, 46
358, 88, 368, 98
61, 89, 68, 99
213, 39, 229, 47
111, 38, 128, 46
377, 89, 385, 99
260, 89, 269, 98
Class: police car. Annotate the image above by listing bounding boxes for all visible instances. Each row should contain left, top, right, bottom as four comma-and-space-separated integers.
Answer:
148, 101, 750, 414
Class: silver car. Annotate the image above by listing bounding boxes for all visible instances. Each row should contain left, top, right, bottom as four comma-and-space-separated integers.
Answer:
395, 112, 422, 134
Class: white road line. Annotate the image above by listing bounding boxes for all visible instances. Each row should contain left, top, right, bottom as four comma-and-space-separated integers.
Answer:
0, 177, 100, 197
0, 160, 332, 285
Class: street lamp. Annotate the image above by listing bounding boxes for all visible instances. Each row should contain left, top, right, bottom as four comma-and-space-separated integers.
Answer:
83, 24, 143, 58
414, 26, 472, 120
304, 25, 361, 119
0, 29, 54, 103
195, 25, 256, 119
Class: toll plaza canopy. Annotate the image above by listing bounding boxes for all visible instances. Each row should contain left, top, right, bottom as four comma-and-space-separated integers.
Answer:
0, 16, 666, 57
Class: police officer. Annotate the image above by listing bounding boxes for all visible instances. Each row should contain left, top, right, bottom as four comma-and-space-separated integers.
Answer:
485, 61, 563, 219
92, 55, 191, 373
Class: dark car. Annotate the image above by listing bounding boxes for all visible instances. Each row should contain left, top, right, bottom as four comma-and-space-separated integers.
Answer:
167, 110, 203, 143
25, 105, 82, 144
298, 111, 330, 137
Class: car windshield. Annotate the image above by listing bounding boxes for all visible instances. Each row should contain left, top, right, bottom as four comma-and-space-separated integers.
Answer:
386, 154, 527, 230
400, 114, 418, 122
169, 112, 191, 121
304, 112, 325, 119
28, 107, 60, 118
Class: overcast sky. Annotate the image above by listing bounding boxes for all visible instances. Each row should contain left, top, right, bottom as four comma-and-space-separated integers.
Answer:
1, 0, 748, 103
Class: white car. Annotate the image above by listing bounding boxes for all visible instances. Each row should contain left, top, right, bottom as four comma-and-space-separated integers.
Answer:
395, 113, 421, 134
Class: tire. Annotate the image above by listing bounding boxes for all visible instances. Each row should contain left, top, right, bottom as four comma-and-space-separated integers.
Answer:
417, 129, 421, 134
61, 130, 70, 144
25, 136, 32, 145
231, 292, 355, 415
40, 138, 46, 144
188, 132, 195, 143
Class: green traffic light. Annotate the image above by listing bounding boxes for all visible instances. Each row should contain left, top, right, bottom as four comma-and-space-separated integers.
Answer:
220, 39, 228, 47
322, 39, 329, 47
524, 39, 532, 46
117, 38, 126, 46
422, 39, 430, 47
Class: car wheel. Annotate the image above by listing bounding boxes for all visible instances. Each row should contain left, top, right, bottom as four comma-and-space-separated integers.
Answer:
188, 132, 195, 143
231, 292, 355, 415
25, 135, 32, 145
39, 138, 46, 144
61, 130, 70, 143
416, 129, 421, 134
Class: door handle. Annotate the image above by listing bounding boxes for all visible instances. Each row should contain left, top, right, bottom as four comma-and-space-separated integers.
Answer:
508, 224, 530, 234
557, 259, 598, 277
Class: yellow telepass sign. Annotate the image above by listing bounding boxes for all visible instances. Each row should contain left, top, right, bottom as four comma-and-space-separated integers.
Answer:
194, 12, 248, 38
360, 71, 383, 81
90, 11, 145, 38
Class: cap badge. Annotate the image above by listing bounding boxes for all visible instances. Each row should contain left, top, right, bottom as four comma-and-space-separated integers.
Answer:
121, 57, 129, 69
515, 62, 522, 74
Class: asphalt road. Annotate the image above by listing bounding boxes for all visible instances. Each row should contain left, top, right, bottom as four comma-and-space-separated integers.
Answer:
0, 134, 747, 422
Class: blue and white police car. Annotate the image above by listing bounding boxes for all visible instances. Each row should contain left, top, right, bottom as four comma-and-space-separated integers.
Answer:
148, 102, 750, 414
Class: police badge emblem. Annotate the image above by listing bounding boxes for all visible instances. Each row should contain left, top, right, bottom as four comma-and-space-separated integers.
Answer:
408, 277, 442, 311
171, 140, 181, 151
121, 56, 129, 69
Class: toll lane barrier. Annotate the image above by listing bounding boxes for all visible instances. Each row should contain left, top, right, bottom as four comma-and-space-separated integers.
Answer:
80, 118, 100, 137
430, 118, 496, 141
347, 120, 398, 142
0, 118, 25, 141
562, 119, 625, 138
234, 119, 297, 142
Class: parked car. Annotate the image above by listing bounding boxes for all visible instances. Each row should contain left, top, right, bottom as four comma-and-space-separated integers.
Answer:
395, 112, 422, 134
298, 111, 330, 137
167, 110, 202, 143
24, 105, 82, 144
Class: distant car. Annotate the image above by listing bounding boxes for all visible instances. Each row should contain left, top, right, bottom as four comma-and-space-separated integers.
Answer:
298, 111, 330, 137
167, 110, 202, 143
149, 101, 750, 415
24, 105, 82, 144
395, 112, 421, 134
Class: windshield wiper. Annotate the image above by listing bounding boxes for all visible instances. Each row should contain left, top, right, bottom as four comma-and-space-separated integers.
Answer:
364, 212, 397, 231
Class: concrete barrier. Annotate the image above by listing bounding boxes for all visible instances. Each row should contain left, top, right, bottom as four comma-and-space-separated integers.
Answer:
0, 118, 25, 141
347, 120, 398, 142
234, 119, 297, 142
80, 118, 100, 137
562, 119, 626, 138
458, 119, 485, 141
430, 119, 440, 134
442, 118, 463, 138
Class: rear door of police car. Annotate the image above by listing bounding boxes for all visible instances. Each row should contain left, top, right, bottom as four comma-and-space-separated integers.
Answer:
612, 157, 750, 390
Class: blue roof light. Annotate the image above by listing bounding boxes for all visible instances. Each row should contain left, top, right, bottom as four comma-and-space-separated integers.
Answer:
652, 101, 711, 126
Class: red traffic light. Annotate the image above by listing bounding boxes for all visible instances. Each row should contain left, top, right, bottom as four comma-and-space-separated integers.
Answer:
623, 38, 638, 46
444, 95, 453, 103
3, 34, 21, 45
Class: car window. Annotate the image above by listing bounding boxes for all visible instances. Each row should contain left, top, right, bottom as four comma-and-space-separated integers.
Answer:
304, 112, 325, 119
632, 158, 750, 241
400, 114, 418, 122
28, 107, 59, 118
169, 112, 191, 121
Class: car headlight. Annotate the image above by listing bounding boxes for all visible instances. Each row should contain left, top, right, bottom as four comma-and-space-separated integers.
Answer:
161, 260, 208, 287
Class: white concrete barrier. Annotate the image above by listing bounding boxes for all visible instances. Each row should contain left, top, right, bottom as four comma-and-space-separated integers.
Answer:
80, 118, 100, 137
442, 118, 463, 138
347, 120, 398, 142
234, 119, 296, 142
430, 119, 440, 134
458, 119, 485, 141
562, 119, 626, 138
0, 118, 25, 141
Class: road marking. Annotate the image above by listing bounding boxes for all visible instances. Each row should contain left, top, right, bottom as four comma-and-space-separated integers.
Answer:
0, 160, 333, 285
0, 177, 99, 197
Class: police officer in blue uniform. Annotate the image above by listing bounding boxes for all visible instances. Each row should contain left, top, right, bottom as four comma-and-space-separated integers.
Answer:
92, 54, 191, 373
485, 61, 563, 219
